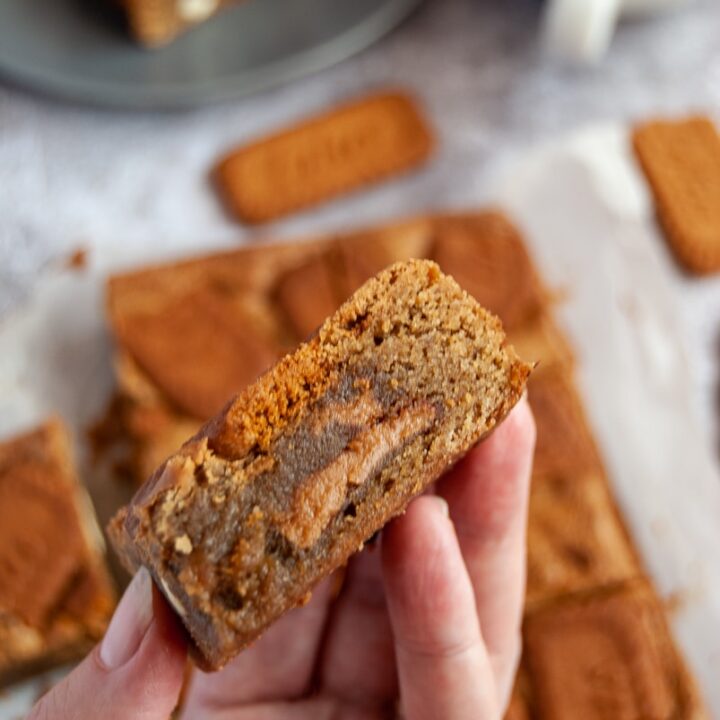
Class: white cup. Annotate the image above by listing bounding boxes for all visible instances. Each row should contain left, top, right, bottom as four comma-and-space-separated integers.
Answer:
542, 0, 693, 63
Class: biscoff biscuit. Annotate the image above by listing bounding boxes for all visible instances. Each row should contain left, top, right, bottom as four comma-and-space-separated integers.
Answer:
432, 211, 546, 330
633, 116, 720, 275
523, 580, 706, 720
526, 472, 640, 606
275, 251, 343, 340
213, 92, 434, 223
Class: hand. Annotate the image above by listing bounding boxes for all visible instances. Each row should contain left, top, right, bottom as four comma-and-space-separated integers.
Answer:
29, 398, 535, 720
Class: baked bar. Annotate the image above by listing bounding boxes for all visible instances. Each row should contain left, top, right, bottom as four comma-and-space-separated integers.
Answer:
110, 260, 530, 670
523, 580, 706, 719
0, 420, 115, 687
633, 116, 720, 275
528, 365, 603, 478
432, 212, 546, 329
526, 471, 639, 605
120, 0, 239, 47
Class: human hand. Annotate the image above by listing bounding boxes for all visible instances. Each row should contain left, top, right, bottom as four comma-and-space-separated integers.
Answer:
29, 397, 535, 720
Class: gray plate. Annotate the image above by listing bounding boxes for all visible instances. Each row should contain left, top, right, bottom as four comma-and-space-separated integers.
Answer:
0, 0, 422, 109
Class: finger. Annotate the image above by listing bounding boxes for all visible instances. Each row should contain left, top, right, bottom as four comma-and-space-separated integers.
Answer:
29, 568, 187, 720
181, 578, 334, 715
436, 396, 535, 703
319, 548, 397, 708
382, 496, 498, 720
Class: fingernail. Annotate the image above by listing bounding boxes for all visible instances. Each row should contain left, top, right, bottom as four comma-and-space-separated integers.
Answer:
100, 567, 153, 669
431, 496, 449, 518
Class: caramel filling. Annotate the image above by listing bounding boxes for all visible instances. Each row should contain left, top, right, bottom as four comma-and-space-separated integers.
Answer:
278, 403, 435, 548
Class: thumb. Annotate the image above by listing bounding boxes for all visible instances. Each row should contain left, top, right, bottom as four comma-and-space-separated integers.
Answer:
29, 567, 187, 720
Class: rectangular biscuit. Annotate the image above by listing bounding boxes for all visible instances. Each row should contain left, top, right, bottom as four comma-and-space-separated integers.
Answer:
109, 260, 530, 670
335, 217, 435, 295
432, 211, 546, 329
274, 251, 344, 340
112, 288, 281, 420
526, 471, 640, 605
523, 580, 707, 720
633, 116, 720, 275
0, 419, 115, 687
213, 92, 434, 223
102, 241, 331, 484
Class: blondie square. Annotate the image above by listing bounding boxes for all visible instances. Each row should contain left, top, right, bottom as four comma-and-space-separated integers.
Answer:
0, 420, 115, 687
432, 211, 546, 329
524, 580, 706, 720
526, 472, 640, 605
110, 260, 530, 670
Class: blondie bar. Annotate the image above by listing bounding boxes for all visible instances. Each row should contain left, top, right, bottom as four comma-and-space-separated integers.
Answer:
0, 420, 114, 687
110, 260, 530, 669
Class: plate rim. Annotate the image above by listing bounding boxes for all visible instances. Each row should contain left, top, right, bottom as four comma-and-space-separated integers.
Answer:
0, 0, 423, 110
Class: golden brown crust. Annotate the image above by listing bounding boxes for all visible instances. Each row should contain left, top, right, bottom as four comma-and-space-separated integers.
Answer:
432, 210, 546, 329
526, 472, 640, 606
213, 92, 434, 224
111, 260, 530, 670
0, 420, 115, 687
523, 580, 707, 720
113, 288, 280, 419
633, 116, 720, 275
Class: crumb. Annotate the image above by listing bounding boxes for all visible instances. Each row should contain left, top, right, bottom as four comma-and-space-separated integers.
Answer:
65, 247, 88, 271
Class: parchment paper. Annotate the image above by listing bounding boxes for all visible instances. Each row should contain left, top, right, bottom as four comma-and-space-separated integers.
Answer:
493, 123, 720, 714
1, 124, 719, 716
